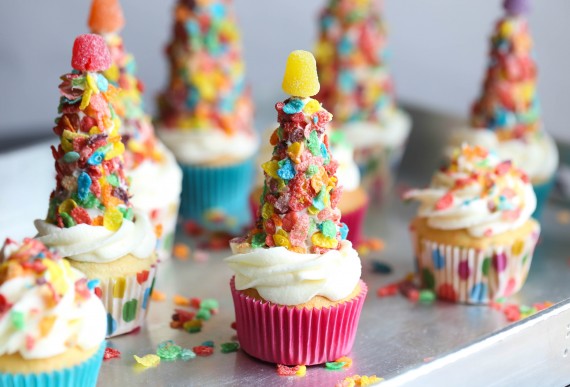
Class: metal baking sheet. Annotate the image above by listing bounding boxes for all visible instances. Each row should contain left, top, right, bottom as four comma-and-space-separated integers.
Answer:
1, 107, 569, 386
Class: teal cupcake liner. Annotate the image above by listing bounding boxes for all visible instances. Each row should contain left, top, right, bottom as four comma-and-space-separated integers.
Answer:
0, 343, 105, 387
179, 157, 255, 233
532, 176, 555, 220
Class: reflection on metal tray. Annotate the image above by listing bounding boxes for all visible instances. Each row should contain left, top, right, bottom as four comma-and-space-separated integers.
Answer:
0, 106, 568, 386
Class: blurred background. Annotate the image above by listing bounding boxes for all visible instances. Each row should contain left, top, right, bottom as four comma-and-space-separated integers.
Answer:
0, 0, 569, 148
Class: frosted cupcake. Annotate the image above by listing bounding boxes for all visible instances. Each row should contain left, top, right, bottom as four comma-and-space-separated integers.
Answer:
450, 0, 558, 218
315, 0, 412, 203
226, 51, 367, 366
405, 144, 540, 304
34, 34, 157, 337
0, 238, 106, 386
156, 0, 258, 233
89, 0, 182, 261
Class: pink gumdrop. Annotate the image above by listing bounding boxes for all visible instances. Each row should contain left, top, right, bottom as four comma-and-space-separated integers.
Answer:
71, 34, 111, 72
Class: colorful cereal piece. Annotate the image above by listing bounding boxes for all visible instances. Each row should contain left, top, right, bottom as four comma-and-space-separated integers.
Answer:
192, 345, 214, 357
103, 207, 123, 231
220, 342, 240, 353
277, 364, 301, 376
156, 340, 182, 360
103, 347, 121, 360
134, 354, 160, 368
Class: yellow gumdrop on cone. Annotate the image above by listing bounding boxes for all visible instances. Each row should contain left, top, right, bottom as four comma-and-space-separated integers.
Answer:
282, 50, 320, 98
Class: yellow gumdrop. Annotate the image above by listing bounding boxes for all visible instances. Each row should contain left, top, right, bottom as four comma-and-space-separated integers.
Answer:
261, 160, 280, 179
287, 142, 304, 164
311, 232, 338, 249
103, 207, 124, 231
282, 50, 320, 98
273, 229, 291, 249
134, 354, 160, 368
105, 141, 125, 160
303, 98, 321, 115
261, 202, 274, 220
58, 199, 78, 214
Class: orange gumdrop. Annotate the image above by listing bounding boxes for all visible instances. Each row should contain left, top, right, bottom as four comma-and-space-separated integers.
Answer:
88, 0, 125, 34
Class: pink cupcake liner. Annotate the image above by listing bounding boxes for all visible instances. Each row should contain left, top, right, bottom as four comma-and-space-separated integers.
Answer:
410, 222, 540, 304
340, 199, 369, 247
230, 277, 367, 365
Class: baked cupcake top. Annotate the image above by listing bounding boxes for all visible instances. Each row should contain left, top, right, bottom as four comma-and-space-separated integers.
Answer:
34, 34, 156, 263
0, 238, 106, 359
405, 144, 536, 238
156, 0, 257, 164
226, 51, 361, 306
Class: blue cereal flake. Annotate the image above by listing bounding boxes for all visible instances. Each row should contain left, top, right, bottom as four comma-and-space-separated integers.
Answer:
87, 279, 100, 290
320, 220, 337, 238
320, 143, 330, 165
312, 186, 327, 211
97, 74, 109, 92
277, 158, 296, 181
339, 223, 349, 240
283, 98, 306, 114
87, 151, 105, 166
77, 172, 92, 201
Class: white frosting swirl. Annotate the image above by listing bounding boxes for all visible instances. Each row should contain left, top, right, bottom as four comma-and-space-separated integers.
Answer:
340, 108, 412, 149
34, 210, 156, 263
129, 142, 182, 210
225, 240, 361, 306
0, 265, 106, 359
157, 127, 259, 164
405, 147, 536, 238
448, 128, 559, 184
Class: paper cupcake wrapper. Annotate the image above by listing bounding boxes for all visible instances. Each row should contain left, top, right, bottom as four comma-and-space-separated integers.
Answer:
230, 277, 368, 366
354, 141, 406, 203
532, 176, 555, 220
147, 198, 180, 262
179, 157, 254, 233
94, 264, 158, 337
340, 198, 369, 247
0, 343, 105, 387
411, 223, 540, 304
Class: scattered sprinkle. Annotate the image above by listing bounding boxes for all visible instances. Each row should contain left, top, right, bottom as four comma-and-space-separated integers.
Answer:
134, 354, 160, 368
103, 347, 121, 361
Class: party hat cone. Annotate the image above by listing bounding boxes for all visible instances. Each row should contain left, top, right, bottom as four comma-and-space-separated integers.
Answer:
471, 0, 540, 140
88, 0, 182, 260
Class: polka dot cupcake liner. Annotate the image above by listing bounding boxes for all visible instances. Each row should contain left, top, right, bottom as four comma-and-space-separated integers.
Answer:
411, 222, 540, 304
147, 198, 180, 262
355, 140, 406, 204
95, 263, 157, 337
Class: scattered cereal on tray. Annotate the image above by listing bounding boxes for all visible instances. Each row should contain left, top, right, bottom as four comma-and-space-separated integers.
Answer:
104, 347, 121, 361
336, 374, 384, 387
173, 243, 191, 260
134, 354, 160, 368
276, 364, 301, 376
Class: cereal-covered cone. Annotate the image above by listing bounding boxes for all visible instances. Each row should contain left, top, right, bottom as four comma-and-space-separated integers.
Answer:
46, 34, 132, 230
244, 50, 346, 254
89, 0, 182, 260
314, 0, 411, 203
156, 0, 253, 136
471, 0, 539, 140
35, 34, 157, 337
315, 0, 396, 125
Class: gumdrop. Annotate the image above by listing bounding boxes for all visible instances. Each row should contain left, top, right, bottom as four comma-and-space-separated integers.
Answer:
282, 50, 320, 98
72, 34, 112, 72
89, 0, 125, 34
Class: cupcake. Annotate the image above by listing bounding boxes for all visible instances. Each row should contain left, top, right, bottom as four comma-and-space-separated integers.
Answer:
314, 0, 412, 203
0, 238, 106, 386
405, 144, 540, 304
225, 51, 367, 366
89, 0, 182, 261
450, 0, 558, 218
34, 34, 157, 337
156, 0, 258, 234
